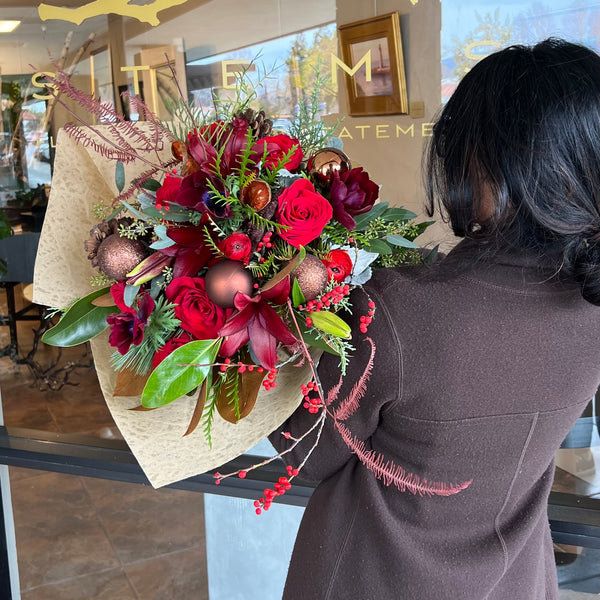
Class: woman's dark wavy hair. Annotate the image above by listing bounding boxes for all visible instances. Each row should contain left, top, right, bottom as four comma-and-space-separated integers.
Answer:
425, 38, 600, 305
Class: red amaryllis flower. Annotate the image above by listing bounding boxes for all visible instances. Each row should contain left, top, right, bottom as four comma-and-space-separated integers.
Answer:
329, 167, 379, 230
155, 174, 182, 210
277, 179, 333, 248
158, 224, 215, 279
322, 249, 353, 283
166, 276, 230, 339
252, 133, 303, 171
219, 233, 252, 262
107, 292, 155, 355
152, 332, 193, 369
218, 277, 297, 370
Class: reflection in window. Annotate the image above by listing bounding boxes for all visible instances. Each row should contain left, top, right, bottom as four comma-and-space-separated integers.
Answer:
441, 2, 600, 101
186, 24, 338, 126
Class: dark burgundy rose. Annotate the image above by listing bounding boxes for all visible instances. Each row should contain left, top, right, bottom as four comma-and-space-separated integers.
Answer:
107, 293, 155, 355
329, 167, 379, 230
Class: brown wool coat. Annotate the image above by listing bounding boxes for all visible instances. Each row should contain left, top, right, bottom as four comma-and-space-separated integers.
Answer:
270, 242, 600, 600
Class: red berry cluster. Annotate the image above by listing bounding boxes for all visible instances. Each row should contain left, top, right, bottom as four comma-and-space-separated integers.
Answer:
301, 380, 322, 413
219, 358, 266, 374
299, 284, 350, 315
257, 231, 273, 263
262, 368, 278, 391
359, 301, 376, 334
253, 475, 293, 515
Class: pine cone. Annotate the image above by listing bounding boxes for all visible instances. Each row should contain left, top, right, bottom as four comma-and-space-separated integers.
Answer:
236, 108, 273, 140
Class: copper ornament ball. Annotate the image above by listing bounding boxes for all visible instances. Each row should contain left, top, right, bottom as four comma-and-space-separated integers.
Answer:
205, 260, 254, 308
307, 148, 351, 186
292, 255, 328, 301
96, 235, 146, 281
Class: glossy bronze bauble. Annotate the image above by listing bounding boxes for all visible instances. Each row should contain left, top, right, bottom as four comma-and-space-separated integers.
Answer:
307, 148, 351, 187
240, 179, 272, 211
96, 235, 146, 281
205, 260, 254, 308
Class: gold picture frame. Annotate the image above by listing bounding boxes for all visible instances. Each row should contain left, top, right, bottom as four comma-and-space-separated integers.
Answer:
338, 12, 408, 116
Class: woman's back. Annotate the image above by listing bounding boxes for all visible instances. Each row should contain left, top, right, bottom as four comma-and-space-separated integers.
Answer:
275, 251, 600, 599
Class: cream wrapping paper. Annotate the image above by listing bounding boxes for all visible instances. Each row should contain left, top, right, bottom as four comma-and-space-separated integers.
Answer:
33, 126, 310, 488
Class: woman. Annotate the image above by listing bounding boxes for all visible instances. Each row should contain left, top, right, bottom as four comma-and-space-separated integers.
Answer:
270, 39, 600, 600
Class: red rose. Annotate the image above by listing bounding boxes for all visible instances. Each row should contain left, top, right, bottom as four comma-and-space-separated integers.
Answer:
277, 179, 333, 248
219, 233, 252, 262
253, 134, 303, 171
165, 276, 230, 339
156, 174, 182, 210
152, 332, 193, 369
322, 249, 353, 283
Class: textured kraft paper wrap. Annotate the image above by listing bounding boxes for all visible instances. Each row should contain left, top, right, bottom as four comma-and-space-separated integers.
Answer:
33, 126, 310, 488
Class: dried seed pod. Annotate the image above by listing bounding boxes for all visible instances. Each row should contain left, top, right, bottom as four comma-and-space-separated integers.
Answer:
241, 179, 271, 211
171, 140, 184, 162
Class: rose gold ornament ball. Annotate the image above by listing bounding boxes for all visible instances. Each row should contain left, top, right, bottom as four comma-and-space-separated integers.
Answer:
307, 148, 351, 186
293, 255, 328, 301
96, 235, 146, 281
205, 260, 254, 308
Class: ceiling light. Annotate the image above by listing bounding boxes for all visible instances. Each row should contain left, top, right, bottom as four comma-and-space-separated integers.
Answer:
0, 21, 21, 33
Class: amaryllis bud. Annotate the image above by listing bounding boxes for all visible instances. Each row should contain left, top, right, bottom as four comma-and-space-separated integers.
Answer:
126, 252, 173, 286
219, 233, 252, 262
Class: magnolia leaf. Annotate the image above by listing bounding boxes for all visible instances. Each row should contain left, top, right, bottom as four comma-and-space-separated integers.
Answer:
291, 278, 306, 307
113, 367, 149, 397
386, 235, 420, 249
261, 249, 305, 293
42, 287, 115, 347
115, 161, 125, 193
364, 239, 393, 255
141, 339, 221, 408
91, 292, 116, 307
353, 202, 389, 230
216, 367, 265, 424
183, 379, 208, 437
123, 284, 139, 307
141, 178, 161, 191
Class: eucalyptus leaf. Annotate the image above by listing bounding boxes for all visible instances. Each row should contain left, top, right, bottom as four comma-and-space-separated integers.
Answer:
42, 287, 115, 347
364, 239, 393, 254
142, 206, 191, 222
386, 235, 420, 249
137, 192, 156, 210
141, 178, 161, 192
115, 161, 125, 193
141, 339, 222, 408
150, 239, 176, 250
123, 284, 139, 307
382, 207, 417, 222
424, 245, 440, 263
353, 202, 389, 231
120, 200, 147, 221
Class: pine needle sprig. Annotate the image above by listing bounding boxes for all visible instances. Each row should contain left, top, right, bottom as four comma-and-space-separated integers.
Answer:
110, 297, 180, 375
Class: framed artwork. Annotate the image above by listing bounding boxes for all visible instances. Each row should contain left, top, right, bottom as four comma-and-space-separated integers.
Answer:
338, 12, 408, 116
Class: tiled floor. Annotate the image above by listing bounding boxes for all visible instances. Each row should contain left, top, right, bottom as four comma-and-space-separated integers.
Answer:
0, 285, 209, 599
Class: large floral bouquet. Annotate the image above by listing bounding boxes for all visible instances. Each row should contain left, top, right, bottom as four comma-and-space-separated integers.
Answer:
40, 66, 435, 490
